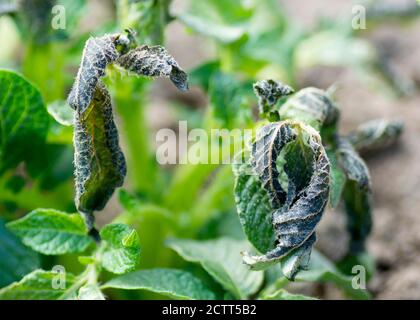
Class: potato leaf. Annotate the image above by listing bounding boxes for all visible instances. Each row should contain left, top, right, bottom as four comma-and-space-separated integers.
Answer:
167, 238, 263, 299
6, 209, 94, 255
103, 268, 216, 300
73, 81, 126, 217
239, 121, 330, 280
337, 138, 372, 255
116, 45, 188, 92
348, 118, 404, 154
99, 224, 140, 275
0, 269, 76, 300
253, 79, 294, 118
0, 219, 40, 287
279, 87, 339, 131
68, 34, 121, 113
260, 289, 317, 300
326, 148, 347, 208
0, 69, 49, 175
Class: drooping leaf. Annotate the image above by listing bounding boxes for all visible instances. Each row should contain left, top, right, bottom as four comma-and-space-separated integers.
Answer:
0, 269, 76, 300
67, 33, 124, 114
73, 81, 126, 217
78, 284, 105, 300
6, 209, 94, 255
0, 69, 49, 175
102, 268, 216, 300
99, 223, 140, 275
239, 121, 330, 280
348, 118, 404, 154
337, 138, 372, 256
167, 238, 263, 299
47, 100, 74, 126
279, 87, 340, 131
116, 45, 189, 92
0, 219, 40, 287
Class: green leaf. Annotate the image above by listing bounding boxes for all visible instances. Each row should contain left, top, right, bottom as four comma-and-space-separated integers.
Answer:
0, 219, 40, 287
103, 268, 216, 300
99, 224, 140, 275
326, 148, 347, 208
237, 121, 330, 280
0, 69, 49, 174
232, 152, 275, 253
167, 238, 263, 299
177, 0, 252, 43
47, 100, 74, 126
6, 209, 94, 255
0, 269, 76, 300
260, 289, 317, 300
78, 284, 105, 300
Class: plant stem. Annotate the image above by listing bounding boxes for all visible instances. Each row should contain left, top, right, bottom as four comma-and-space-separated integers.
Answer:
113, 76, 157, 198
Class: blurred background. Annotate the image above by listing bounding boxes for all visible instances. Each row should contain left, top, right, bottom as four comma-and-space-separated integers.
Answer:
0, 0, 419, 299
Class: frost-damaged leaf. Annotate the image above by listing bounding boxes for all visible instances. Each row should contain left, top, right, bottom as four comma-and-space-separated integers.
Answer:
348, 118, 404, 154
73, 81, 126, 216
99, 224, 140, 274
232, 151, 276, 253
116, 45, 189, 92
78, 284, 105, 300
6, 209, 94, 255
0, 70, 49, 175
337, 138, 372, 255
279, 87, 340, 131
167, 238, 263, 299
0, 219, 40, 287
240, 121, 330, 280
253, 79, 294, 117
68, 34, 122, 114
0, 269, 76, 300
102, 268, 216, 300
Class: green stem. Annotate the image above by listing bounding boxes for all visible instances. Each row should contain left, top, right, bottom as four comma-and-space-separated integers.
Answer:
113, 76, 157, 198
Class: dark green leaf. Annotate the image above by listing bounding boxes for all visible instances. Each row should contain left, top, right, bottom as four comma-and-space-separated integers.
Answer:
0, 69, 49, 175
0, 219, 40, 287
326, 148, 347, 208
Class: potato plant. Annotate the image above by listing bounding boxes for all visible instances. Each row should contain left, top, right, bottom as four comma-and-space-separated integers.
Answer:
0, 0, 407, 300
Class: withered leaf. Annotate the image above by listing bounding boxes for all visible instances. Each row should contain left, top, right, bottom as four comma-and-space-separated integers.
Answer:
238, 121, 330, 279
116, 45, 189, 92
74, 81, 126, 216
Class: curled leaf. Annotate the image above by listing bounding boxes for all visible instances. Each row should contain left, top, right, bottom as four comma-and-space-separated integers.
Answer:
279, 87, 340, 130
253, 79, 294, 119
337, 138, 372, 254
348, 118, 404, 154
116, 45, 189, 91
239, 121, 330, 279
73, 81, 126, 217
68, 34, 123, 114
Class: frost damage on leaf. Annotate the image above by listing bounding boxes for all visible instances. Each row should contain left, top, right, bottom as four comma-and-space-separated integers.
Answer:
240, 121, 330, 279
348, 118, 404, 154
68, 31, 188, 232
116, 45, 189, 92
